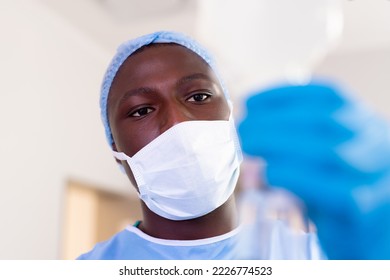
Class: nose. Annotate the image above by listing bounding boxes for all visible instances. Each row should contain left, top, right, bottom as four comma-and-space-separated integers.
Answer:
159, 104, 192, 134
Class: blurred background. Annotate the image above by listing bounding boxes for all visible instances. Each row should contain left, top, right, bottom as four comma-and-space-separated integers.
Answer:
0, 0, 389, 259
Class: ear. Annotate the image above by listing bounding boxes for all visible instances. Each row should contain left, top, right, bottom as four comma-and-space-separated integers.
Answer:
112, 142, 128, 176
111, 142, 122, 165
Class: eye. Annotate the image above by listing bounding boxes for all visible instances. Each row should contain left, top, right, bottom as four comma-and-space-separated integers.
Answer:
129, 107, 154, 117
187, 92, 212, 103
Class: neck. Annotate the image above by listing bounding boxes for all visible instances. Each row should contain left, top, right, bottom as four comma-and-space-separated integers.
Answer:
138, 196, 238, 240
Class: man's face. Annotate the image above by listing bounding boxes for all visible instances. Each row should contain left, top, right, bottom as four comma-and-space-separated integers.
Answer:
107, 44, 230, 185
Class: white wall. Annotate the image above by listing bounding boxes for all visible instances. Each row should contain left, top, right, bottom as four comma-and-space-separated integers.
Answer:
315, 47, 390, 120
0, 0, 131, 259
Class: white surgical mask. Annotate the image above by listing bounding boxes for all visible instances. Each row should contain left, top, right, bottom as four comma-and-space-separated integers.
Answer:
112, 117, 243, 221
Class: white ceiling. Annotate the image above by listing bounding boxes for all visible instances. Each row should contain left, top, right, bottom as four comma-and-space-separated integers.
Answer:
39, 0, 198, 53
39, 0, 390, 54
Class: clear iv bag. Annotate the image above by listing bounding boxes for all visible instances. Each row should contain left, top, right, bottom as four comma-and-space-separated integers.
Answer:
196, 0, 344, 99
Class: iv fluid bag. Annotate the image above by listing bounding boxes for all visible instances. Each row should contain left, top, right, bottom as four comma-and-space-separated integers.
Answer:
196, 0, 344, 98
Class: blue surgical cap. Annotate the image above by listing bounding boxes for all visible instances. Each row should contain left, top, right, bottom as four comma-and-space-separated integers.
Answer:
100, 30, 229, 146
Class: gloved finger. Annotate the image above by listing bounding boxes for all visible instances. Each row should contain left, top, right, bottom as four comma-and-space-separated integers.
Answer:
245, 83, 348, 114
240, 127, 390, 175
264, 159, 384, 213
239, 101, 390, 174
242, 105, 346, 125
334, 106, 390, 173
311, 179, 390, 260
239, 118, 354, 158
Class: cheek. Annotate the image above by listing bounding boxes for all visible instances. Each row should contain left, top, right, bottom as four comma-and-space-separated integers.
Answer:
214, 98, 231, 121
113, 124, 160, 157
114, 131, 142, 156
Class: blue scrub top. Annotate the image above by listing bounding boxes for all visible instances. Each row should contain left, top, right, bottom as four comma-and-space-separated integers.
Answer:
77, 221, 325, 260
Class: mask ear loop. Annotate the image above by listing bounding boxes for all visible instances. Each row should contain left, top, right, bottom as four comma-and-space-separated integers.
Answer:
227, 100, 244, 162
112, 150, 147, 192
227, 100, 234, 121
118, 164, 126, 174
111, 145, 127, 174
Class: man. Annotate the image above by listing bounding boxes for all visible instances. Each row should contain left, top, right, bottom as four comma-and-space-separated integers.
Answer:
77, 31, 321, 260
78, 31, 390, 260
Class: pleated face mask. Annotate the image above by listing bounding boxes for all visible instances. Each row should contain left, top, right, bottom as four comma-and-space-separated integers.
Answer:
113, 116, 243, 221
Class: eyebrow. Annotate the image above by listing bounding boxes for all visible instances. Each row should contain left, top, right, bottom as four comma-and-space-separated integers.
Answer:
176, 72, 215, 87
118, 73, 215, 105
119, 86, 157, 105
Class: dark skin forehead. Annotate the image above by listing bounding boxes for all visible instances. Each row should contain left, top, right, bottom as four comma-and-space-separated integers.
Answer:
107, 43, 211, 118
107, 43, 230, 158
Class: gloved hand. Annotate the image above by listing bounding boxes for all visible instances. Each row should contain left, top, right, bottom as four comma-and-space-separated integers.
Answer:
238, 82, 390, 259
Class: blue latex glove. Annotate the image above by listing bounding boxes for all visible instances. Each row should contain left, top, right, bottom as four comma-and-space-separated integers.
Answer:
238, 82, 390, 259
